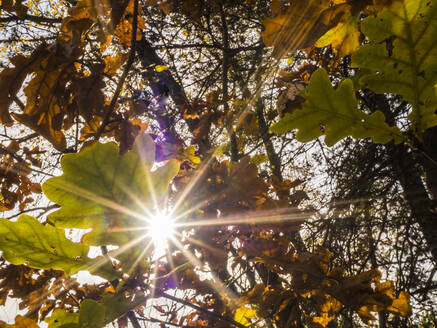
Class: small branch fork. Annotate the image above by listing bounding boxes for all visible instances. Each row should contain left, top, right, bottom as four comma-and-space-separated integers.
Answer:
132, 286, 248, 328
95, 0, 140, 140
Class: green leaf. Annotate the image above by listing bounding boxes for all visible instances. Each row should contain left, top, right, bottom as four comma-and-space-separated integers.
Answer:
0, 215, 89, 275
271, 68, 404, 146
352, 0, 437, 135
43, 138, 179, 247
100, 292, 147, 324
46, 310, 79, 328
250, 154, 269, 165
79, 299, 105, 328
45, 291, 148, 328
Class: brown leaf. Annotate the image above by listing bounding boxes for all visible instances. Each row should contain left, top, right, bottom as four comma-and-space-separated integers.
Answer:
116, 120, 141, 154
262, 0, 331, 58
72, 63, 106, 122
0, 316, 38, 328
290, 190, 309, 205
0, 45, 50, 125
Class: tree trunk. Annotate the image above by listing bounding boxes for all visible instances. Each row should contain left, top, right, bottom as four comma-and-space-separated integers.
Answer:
422, 126, 437, 200
386, 141, 437, 262
367, 91, 437, 262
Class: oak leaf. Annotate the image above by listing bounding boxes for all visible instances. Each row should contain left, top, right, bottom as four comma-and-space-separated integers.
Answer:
42, 138, 179, 253
271, 68, 404, 146
352, 0, 437, 135
0, 215, 89, 275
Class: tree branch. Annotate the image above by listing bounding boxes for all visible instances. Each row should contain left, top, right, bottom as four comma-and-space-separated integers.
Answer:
154, 289, 248, 328
0, 14, 62, 24
219, 5, 239, 162
95, 0, 139, 140
136, 37, 211, 154
127, 311, 142, 328
3, 205, 59, 220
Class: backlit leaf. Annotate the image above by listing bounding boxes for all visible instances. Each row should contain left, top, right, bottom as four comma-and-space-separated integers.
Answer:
43, 138, 179, 248
352, 0, 437, 135
79, 299, 105, 328
0, 215, 89, 275
388, 291, 412, 317
271, 68, 404, 146
0, 45, 50, 125
155, 64, 168, 72
316, 14, 360, 56
234, 306, 257, 326
0, 316, 39, 328
45, 310, 79, 328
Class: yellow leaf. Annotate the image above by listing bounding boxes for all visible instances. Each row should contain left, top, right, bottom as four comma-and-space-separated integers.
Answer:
183, 145, 201, 164
0, 316, 39, 328
315, 15, 360, 56
388, 292, 412, 317
357, 305, 377, 323
313, 313, 334, 327
104, 53, 128, 75
234, 306, 257, 326
155, 65, 168, 72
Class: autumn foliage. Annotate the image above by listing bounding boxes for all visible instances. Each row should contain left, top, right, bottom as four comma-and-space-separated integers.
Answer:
0, 0, 436, 327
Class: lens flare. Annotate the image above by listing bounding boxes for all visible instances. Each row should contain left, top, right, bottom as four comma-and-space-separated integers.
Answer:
146, 212, 175, 251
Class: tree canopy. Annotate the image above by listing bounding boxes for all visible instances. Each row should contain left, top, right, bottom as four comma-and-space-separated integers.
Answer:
0, 0, 436, 327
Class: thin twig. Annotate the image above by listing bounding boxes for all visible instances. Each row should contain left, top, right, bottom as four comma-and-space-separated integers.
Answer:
137, 316, 196, 327
2, 205, 59, 220
95, 0, 139, 140
0, 146, 54, 176
154, 289, 248, 328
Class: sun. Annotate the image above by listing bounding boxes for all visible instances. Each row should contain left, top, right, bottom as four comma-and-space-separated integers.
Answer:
146, 211, 176, 251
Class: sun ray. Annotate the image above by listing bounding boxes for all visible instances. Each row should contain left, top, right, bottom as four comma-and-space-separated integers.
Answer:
143, 167, 160, 212
106, 233, 150, 260
170, 237, 237, 301
176, 207, 308, 228
169, 155, 215, 218
171, 195, 220, 222
181, 233, 230, 260
150, 256, 161, 299
224, 2, 325, 143
118, 184, 156, 221
126, 239, 154, 276
48, 178, 146, 221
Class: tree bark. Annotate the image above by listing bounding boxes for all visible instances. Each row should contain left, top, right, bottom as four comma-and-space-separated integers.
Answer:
422, 126, 437, 200
386, 141, 437, 261
366, 91, 437, 262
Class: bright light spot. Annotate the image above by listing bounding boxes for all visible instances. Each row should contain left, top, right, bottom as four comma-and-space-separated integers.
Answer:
146, 212, 175, 252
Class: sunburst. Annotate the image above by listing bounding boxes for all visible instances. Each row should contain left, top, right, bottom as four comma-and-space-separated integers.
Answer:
145, 211, 176, 252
